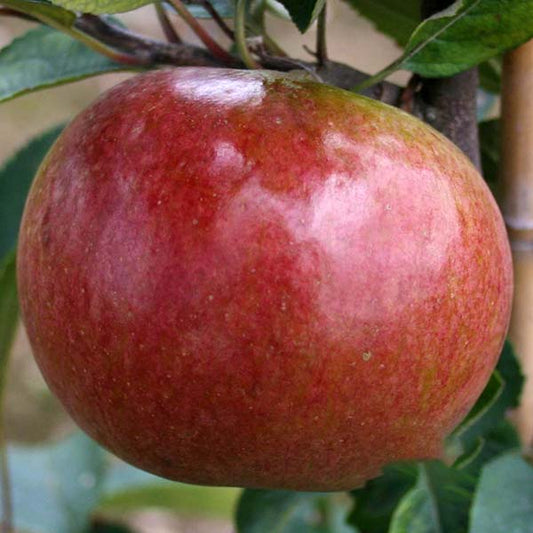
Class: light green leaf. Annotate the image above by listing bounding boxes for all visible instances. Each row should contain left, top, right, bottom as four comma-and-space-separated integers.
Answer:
187, 0, 234, 18
237, 490, 356, 533
0, 433, 106, 533
276, 0, 326, 32
49, 0, 151, 13
389, 462, 474, 533
402, 0, 533, 77
1, 0, 76, 27
100, 461, 240, 519
0, 25, 126, 103
342, 0, 420, 46
0, 125, 64, 258
470, 452, 533, 533
0, 252, 18, 394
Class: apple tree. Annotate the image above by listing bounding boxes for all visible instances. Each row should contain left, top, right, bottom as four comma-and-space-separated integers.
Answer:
0, 1, 532, 532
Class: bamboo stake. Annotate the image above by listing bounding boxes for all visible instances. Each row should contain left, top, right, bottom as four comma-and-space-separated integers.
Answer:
501, 39, 533, 448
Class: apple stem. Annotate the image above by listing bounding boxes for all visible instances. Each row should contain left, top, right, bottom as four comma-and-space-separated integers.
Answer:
501, 38, 533, 450
167, 0, 236, 64
234, 0, 261, 69
155, 2, 183, 44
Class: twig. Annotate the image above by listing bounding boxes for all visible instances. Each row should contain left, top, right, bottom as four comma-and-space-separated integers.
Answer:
191, 0, 234, 40
316, 3, 328, 67
74, 14, 229, 67
167, 0, 235, 64
0, 7, 36, 21
155, 2, 182, 44
234, 0, 260, 69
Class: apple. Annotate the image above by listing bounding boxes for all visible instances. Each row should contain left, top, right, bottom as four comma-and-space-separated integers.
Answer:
17, 68, 512, 491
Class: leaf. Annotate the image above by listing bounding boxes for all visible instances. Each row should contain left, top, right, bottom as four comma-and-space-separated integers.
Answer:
0, 125, 64, 258
348, 463, 418, 532
0, 431, 240, 532
389, 461, 474, 533
236, 490, 356, 533
470, 452, 533, 533
402, 0, 533, 77
49, 0, 151, 13
100, 461, 240, 519
187, 0, 234, 18
455, 421, 521, 477
479, 57, 502, 93
1, 0, 76, 27
0, 25, 125, 103
0, 252, 18, 394
277, 0, 326, 32
0, 433, 107, 533
342, 0, 420, 46
449, 341, 523, 456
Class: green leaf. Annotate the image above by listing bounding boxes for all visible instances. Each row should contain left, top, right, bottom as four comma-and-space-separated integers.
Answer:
277, 0, 326, 32
389, 462, 474, 533
0, 125, 64, 258
342, 0, 420, 46
0, 252, 18, 394
49, 0, 151, 13
479, 57, 502, 93
449, 341, 524, 456
100, 462, 240, 519
236, 490, 356, 533
348, 463, 417, 532
402, 0, 533, 77
187, 0, 234, 18
456, 421, 521, 477
1, 0, 76, 27
0, 431, 240, 532
470, 452, 533, 533
0, 433, 107, 533
0, 25, 125, 103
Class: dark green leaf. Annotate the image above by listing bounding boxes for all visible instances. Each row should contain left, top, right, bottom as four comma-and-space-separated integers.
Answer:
479, 118, 500, 192
455, 421, 521, 477
470, 452, 533, 533
0, 25, 126, 103
236, 489, 355, 533
277, 0, 326, 32
342, 0, 420, 46
49, 0, 151, 13
450, 341, 523, 456
479, 57, 502, 93
401, 0, 533, 77
0, 252, 18, 394
389, 461, 474, 533
0, 125, 64, 258
348, 463, 417, 532
0, 433, 106, 533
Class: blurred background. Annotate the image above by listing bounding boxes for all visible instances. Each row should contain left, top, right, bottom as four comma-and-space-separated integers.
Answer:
0, 2, 425, 531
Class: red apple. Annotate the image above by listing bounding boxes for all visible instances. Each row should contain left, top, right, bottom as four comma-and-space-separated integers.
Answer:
17, 68, 512, 490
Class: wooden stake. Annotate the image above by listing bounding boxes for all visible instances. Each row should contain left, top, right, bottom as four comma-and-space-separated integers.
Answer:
502, 39, 533, 448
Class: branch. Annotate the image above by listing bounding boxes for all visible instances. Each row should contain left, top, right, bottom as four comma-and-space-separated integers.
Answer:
415, 0, 481, 168
74, 14, 229, 67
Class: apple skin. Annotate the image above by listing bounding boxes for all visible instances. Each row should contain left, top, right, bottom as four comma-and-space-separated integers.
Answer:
17, 68, 512, 491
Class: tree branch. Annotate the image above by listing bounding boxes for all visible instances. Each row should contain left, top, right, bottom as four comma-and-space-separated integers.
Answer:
415, 0, 481, 168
